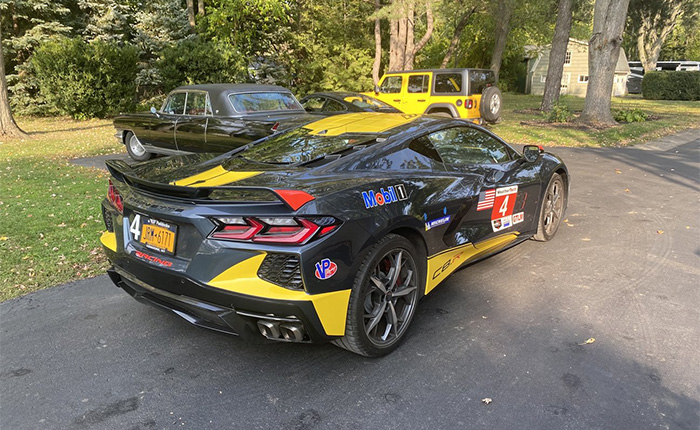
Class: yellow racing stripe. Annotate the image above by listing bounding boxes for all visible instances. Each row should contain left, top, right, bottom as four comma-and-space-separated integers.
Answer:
302, 112, 419, 136
208, 253, 351, 336
100, 231, 117, 252
171, 166, 262, 187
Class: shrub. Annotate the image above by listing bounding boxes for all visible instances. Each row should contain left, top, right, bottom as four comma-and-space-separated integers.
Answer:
642, 71, 700, 101
156, 39, 247, 93
547, 103, 573, 123
614, 107, 648, 123
33, 38, 139, 119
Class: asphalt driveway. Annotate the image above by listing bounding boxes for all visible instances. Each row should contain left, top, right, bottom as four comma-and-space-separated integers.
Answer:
2, 131, 698, 430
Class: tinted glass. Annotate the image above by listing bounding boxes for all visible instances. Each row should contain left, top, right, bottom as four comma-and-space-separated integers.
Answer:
379, 76, 403, 93
325, 99, 347, 112
434, 73, 463, 94
164, 92, 186, 115
427, 127, 510, 164
407, 75, 429, 93
468, 70, 496, 94
228, 92, 303, 113
302, 96, 325, 112
408, 136, 443, 162
235, 127, 377, 164
185, 92, 209, 116
345, 95, 395, 110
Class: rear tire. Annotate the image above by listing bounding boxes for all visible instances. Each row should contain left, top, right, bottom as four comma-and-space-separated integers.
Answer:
480, 86, 502, 123
125, 131, 153, 162
332, 234, 423, 357
534, 173, 566, 241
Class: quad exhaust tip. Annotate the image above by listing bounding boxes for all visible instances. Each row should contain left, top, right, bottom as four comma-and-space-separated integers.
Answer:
257, 320, 307, 342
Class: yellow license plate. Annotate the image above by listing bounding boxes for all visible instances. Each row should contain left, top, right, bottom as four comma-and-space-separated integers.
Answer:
140, 219, 177, 255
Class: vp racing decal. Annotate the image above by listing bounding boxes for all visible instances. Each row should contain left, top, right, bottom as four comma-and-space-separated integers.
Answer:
361, 184, 408, 209
314, 258, 337, 280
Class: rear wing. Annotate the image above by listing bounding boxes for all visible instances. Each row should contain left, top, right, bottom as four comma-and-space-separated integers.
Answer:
105, 159, 314, 211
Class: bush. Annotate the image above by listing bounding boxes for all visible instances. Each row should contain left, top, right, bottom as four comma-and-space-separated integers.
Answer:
33, 38, 139, 119
156, 39, 247, 93
614, 107, 648, 123
642, 71, 700, 101
547, 103, 573, 123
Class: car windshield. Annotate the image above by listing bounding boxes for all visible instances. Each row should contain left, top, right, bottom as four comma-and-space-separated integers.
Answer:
231, 127, 378, 164
344, 95, 394, 110
228, 92, 303, 113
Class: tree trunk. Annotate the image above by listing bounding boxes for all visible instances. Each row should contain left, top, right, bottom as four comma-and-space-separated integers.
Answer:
198, 0, 205, 16
405, 0, 433, 69
403, 2, 415, 69
636, 2, 683, 72
0, 28, 28, 139
540, 0, 574, 112
441, 6, 477, 68
372, 0, 382, 85
389, 15, 402, 71
186, 0, 196, 28
579, 0, 631, 126
490, 0, 513, 80
388, 0, 434, 71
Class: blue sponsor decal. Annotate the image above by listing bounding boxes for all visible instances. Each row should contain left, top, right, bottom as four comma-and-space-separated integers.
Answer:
361, 184, 408, 209
425, 215, 451, 231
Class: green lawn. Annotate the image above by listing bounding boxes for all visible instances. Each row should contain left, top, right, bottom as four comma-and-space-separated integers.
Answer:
0, 95, 698, 301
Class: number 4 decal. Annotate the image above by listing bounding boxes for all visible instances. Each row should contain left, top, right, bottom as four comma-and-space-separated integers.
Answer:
491, 186, 518, 221
130, 214, 141, 240
498, 195, 510, 217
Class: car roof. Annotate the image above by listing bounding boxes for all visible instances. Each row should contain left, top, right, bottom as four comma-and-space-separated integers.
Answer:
383, 68, 493, 74
174, 83, 293, 94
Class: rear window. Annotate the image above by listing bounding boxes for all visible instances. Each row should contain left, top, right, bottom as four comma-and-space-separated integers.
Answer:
228, 92, 303, 113
434, 73, 463, 94
469, 70, 496, 95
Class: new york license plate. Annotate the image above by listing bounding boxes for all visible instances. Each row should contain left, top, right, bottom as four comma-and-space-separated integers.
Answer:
139, 217, 177, 255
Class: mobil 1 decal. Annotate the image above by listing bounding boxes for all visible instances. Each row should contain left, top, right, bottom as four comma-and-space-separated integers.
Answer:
491, 185, 518, 232
361, 184, 408, 209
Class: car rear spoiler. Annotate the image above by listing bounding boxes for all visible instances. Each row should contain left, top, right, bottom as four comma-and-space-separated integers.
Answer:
105, 159, 314, 211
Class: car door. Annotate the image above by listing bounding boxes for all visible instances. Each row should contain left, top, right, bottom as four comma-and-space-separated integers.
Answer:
143, 92, 184, 152
375, 75, 404, 111
174, 91, 211, 153
401, 74, 430, 113
425, 126, 541, 248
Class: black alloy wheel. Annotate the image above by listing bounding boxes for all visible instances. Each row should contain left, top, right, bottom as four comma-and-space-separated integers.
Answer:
534, 173, 566, 241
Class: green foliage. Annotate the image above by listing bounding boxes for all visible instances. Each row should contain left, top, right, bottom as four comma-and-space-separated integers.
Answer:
546, 103, 573, 122
156, 39, 247, 92
642, 71, 700, 101
32, 38, 139, 119
613, 107, 648, 123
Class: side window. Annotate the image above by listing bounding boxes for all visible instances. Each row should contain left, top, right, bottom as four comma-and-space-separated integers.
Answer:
469, 71, 495, 95
427, 127, 511, 165
379, 76, 403, 93
408, 136, 443, 163
407, 75, 429, 93
324, 99, 347, 112
164, 92, 186, 115
185, 92, 208, 116
302, 96, 325, 112
434, 73, 462, 94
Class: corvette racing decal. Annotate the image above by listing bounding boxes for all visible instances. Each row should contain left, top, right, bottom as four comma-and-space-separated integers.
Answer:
361, 184, 408, 209
134, 250, 173, 267
314, 258, 338, 280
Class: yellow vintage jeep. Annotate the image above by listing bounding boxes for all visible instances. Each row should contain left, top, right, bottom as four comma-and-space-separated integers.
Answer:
367, 68, 502, 123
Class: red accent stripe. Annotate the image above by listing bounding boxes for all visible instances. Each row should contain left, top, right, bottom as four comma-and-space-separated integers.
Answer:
274, 189, 315, 211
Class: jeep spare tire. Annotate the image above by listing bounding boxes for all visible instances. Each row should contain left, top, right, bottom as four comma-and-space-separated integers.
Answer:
480, 86, 502, 123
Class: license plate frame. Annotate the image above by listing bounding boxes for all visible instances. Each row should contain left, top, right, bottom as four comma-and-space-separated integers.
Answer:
139, 216, 177, 255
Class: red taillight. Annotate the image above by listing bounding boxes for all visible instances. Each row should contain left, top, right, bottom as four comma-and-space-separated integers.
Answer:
209, 217, 339, 245
107, 179, 123, 213
465, 99, 474, 109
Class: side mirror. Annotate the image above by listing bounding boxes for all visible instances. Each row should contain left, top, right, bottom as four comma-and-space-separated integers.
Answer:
374, 84, 380, 94
522, 145, 543, 163
150, 106, 160, 118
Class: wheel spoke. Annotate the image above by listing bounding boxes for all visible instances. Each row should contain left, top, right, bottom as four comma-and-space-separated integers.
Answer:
393, 285, 417, 298
388, 251, 403, 289
365, 301, 386, 335
370, 275, 387, 294
388, 302, 398, 338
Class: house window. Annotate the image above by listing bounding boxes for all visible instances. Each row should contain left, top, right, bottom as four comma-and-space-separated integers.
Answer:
564, 51, 572, 66
540, 75, 546, 83
578, 75, 589, 83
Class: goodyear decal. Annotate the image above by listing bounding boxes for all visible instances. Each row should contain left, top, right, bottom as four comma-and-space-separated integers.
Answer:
171, 166, 262, 187
362, 184, 408, 209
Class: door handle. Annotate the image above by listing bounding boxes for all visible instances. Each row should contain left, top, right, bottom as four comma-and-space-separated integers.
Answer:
393, 99, 401, 102
417, 99, 426, 102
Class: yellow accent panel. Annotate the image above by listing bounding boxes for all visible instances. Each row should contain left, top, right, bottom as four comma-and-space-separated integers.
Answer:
208, 253, 351, 336
425, 233, 520, 293
100, 231, 117, 252
171, 166, 262, 187
302, 112, 418, 136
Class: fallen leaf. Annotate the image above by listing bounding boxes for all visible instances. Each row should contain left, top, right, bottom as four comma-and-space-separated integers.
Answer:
0, 236, 8, 241
482, 398, 493, 405
582, 238, 591, 241
566, 223, 575, 227
615, 169, 622, 174
624, 188, 630, 193
578, 337, 596, 345
657, 230, 664, 235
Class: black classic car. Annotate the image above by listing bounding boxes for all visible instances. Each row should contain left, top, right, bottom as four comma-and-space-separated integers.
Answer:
114, 84, 316, 161
300, 92, 401, 115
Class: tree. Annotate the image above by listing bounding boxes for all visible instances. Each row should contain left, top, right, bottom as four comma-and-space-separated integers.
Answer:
187, 0, 196, 29
489, 0, 514, 79
387, 0, 434, 71
372, 0, 382, 85
440, 1, 479, 68
579, 0, 631, 125
540, 0, 574, 111
629, 0, 685, 72
0, 28, 27, 138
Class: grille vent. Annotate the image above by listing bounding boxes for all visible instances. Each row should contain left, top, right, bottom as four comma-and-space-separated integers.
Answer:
258, 254, 304, 290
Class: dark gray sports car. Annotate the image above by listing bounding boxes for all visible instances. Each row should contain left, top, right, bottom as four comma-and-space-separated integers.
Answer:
114, 84, 316, 161
300, 92, 401, 115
